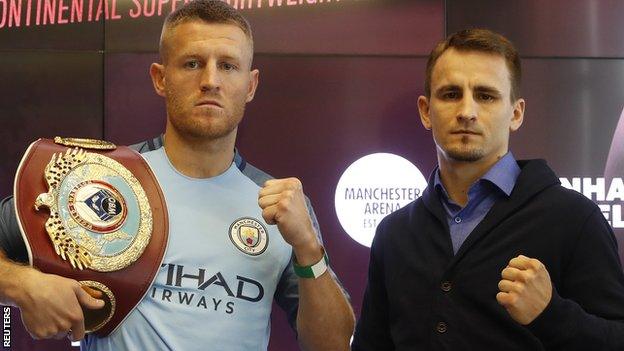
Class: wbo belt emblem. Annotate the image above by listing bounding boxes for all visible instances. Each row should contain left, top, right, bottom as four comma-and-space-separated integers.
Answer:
34, 147, 153, 272
229, 217, 268, 256
68, 180, 128, 233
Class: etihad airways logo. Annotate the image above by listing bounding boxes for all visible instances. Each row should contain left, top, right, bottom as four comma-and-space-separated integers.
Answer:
150, 263, 265, 314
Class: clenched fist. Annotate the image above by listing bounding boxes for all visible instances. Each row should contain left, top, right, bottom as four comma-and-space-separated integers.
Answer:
258, 178, 317, 248
496, 255, 552, 325
258, 178, 320, 256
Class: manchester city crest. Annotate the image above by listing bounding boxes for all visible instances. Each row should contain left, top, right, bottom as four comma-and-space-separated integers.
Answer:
229, 217, 268, 256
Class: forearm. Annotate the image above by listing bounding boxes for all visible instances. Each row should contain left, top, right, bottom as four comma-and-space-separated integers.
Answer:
0, 195, 38, 307
0, 251, 31, 307
294, 243, 355, 351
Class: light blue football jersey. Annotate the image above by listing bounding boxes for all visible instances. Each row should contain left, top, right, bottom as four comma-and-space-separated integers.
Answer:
83, 147, 294, 351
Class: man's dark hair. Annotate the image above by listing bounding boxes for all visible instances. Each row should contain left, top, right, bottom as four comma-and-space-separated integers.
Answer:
425, 29, 521, 101
159, 0, 253, 62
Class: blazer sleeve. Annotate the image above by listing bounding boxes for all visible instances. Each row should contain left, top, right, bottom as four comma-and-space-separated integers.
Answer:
527, 207, 624, 350
351, 220, 395, 351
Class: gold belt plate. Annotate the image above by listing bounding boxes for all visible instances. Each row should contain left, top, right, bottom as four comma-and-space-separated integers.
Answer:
35, 147, 153, 272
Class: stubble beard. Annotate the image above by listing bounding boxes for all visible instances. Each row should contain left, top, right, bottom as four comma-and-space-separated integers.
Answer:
443, 136, 485, 162
166, 92, 246, 141
446, 147, 485, 162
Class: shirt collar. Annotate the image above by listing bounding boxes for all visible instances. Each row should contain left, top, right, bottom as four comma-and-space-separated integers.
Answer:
480, 152, 520, 196
434, 152, 520, 198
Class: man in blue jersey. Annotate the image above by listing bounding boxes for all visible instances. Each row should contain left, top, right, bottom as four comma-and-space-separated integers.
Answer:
0, 1, 354, 349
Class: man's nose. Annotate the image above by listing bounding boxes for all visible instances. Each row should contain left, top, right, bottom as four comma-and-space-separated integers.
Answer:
457, 95, 478, 122
200, 63, 220, 92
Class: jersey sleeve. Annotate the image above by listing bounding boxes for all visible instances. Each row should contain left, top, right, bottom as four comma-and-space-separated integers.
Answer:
0, 196, 29, 263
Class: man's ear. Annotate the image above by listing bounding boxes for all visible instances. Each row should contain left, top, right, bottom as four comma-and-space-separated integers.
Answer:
510, 98, 525, 132
246, 69, 260, 103
418, 95, 432, 130
150, 63, 166, 97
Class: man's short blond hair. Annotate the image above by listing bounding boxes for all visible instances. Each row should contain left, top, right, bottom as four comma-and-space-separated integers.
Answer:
159, 0, 254, 63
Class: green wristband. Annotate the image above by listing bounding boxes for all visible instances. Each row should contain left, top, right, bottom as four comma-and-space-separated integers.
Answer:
293, 249, 330, 279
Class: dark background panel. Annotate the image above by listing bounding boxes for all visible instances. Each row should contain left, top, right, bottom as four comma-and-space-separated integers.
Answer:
244, 0, 443, 55
0, 2, 104, 51
104, 52, 165, 143
447, 0, 624, 58
512, 58, 624, 176
104, 0, 444, 55
0, 51, 104, 198
102, 0, 166, 53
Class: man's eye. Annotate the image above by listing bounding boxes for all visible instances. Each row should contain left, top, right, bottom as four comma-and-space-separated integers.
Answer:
184, 61, 199, 69
477, 93, 495, 101
221, 62, 237, 71
443, 92, 460, 100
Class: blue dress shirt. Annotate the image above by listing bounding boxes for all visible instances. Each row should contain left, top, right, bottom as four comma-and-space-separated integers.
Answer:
434, 152, 521, 254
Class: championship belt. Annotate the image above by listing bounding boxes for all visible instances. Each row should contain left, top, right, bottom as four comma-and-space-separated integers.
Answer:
13, 137, 169, 336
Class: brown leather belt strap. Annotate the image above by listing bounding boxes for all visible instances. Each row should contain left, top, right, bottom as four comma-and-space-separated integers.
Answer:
13, 138, 169, 336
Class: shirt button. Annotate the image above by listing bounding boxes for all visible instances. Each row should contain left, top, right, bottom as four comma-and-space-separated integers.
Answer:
454, 216, 462, 223
441, 281, 452, 292
436, 321, 447, 333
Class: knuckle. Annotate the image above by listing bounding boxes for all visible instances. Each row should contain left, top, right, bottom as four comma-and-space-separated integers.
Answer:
60, 321, 72, 331
495, 292, 504, 302
284, 177, 301, 189
261, 209, 271, 220
292, 177, 302, 188
69, 312, 82, 324
516, 274, 526, 283
529, 260, 539, 269
278, 198, 290, 210
69, 280, 81, 291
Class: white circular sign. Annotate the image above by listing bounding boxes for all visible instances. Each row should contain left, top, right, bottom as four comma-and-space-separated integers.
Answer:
335, 153, 428, 247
